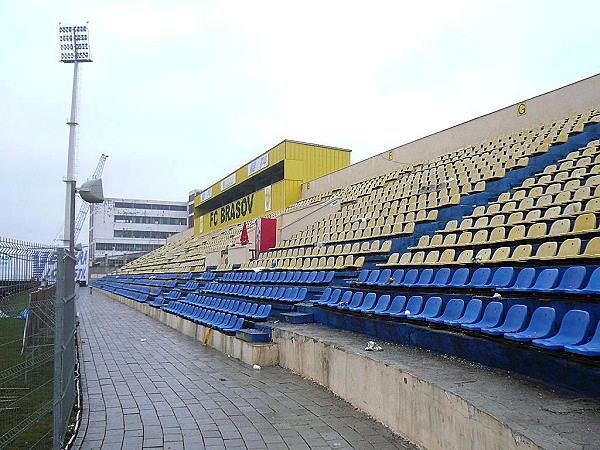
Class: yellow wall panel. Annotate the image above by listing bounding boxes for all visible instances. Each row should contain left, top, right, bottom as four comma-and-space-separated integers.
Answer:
194, 140, 350, 236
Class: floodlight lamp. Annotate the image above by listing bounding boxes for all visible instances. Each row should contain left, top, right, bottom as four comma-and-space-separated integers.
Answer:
58, 22, 92, 63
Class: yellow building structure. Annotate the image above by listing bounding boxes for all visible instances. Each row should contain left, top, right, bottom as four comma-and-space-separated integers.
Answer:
194, 140, 351, 236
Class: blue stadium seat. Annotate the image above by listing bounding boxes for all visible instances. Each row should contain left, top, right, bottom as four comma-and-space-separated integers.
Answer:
371, 295, 397, 315
444, 299, 483, 326
448, 268, 469, 288
217, 315, 237, 330
429, 268, 451, 287
325, 289, 344, 307
564, 320, 600, 356
427, 299, 465, 324
498, 268, 536, 292
486, 266, 516, 288
246, 304, 259, 317
296, 288, 308, 302
400, 269, 420, 287
413, 269, 434, 287
504, 307, 556, 342
527, 269, 560, 293
532, 310, 590, 350
322, 271, 335, 284
315, 288, 332, 305
381, 295, 410, 317
222, 317, 244, 333
461, 301, 503, 331
466, 268, 491, 288
306, 271, 318, 284
375, 269, 392, 286
481, 304, 528, 336
338, 292, 364, 310
252, 304, 271, 320
355, 270, 370, 284
298, 272, 310, 284
353, 293, 378, 312
364, 270, 380, 286
577, 267, 600, 295
390, 269, 405, 286
408, 296, 442, 321
361, 294, 389, 314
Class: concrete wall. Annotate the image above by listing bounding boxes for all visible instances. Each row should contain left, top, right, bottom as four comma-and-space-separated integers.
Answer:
277, 196, 342, 242
302, 73, 600, 197
273, 327, 540, 450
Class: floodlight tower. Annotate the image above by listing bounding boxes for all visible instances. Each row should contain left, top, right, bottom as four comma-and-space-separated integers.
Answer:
58, 23, 92, 253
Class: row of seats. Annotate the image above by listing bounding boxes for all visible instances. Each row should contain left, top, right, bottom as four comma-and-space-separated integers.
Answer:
314, 289, 600, 356
179, 294, 271, 320
413, 211, 599, 251
93, 283, 149, 303
181, 281, 200, 291
382, 237, 600, 267
163, 302, 244, 334
242, 255, 365, 271
203, 283, 308, 304
266, 240, 391, 259
356, 266, 600, 295
222, 270, 334, 285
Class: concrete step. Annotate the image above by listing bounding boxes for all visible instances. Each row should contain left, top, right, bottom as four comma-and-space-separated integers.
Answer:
236, 328, 271, 343
295, 303, 316, 314
280, 312, 314, 324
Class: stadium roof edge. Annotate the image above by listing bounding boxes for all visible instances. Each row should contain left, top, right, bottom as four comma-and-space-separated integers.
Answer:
199, 138, 352, 196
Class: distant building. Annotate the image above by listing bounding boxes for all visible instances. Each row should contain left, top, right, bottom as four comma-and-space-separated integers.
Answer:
188, 189, 201, 229
89, 197, 188, 266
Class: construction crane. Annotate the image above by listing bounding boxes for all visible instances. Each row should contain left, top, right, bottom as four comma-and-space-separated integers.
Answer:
55, 154, 108, 243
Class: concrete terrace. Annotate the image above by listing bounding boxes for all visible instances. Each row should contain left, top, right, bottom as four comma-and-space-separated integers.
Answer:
73, 289, 415, 450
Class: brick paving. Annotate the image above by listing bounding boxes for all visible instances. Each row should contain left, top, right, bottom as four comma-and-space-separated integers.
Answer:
73, 289, 415, 450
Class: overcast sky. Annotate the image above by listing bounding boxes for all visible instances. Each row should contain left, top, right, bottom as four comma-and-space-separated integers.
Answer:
1, 0, 599, 244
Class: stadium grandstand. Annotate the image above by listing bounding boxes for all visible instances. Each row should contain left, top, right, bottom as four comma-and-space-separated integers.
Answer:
92, 74, 600, 449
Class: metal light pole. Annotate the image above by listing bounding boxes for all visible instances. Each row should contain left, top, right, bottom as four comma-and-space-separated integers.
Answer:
59, 23, 92, 254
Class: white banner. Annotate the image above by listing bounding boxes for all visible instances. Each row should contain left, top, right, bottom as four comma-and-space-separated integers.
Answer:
248, 154, 269, 176
220, 173, 236, 191
200, 188, 212, 202
38, 248, 89, 283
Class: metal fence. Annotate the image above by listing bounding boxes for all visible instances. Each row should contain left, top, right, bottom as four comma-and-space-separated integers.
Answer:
0, 238, 78, 450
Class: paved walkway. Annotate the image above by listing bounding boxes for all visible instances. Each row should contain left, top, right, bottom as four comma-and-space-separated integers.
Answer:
73, 289, 415, 450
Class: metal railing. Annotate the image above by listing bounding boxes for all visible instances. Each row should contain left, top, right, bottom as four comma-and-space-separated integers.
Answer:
0, 238, 78, 450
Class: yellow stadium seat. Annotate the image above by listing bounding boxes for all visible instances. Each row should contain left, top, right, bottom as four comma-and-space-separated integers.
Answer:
572, 213, 596, 234
555, 238, 581, 259
457, 250, 474, 264
398, 252, 412, 266
534, 241, 558, 260
473, 229, 489, 244
489, 214, 506, 227
549, 219, 571, 236
475, 248, 492, 262
585, 198, 600, 213
439, 249, 456, 264
415, 235, 430, 248
444, 220, 458, 232
583, 237, 600, 257
510, 244, 532, 261
425, 251, 440, 264
507, 225, 526, 241
526, 223, 547, 239
457, 232, 473, 245
411, 251, 425, 264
